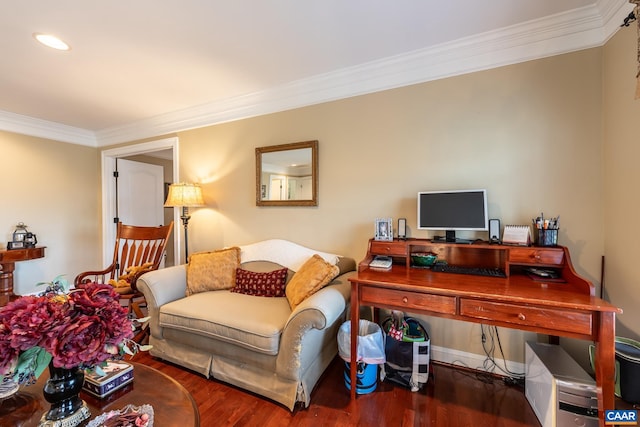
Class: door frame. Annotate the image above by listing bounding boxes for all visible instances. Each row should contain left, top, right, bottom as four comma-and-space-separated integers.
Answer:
101, 137, 180, 267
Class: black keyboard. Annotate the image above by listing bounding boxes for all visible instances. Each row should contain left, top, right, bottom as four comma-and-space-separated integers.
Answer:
430, 264, 507, 278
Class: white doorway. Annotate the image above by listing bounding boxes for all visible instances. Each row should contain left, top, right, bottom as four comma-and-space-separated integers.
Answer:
101, 137, 180, 268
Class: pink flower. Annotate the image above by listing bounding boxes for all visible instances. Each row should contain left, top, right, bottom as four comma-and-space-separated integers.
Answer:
0, 279, 137, 382
0, 333, 19, 376
0, 295, 67, 351
46, 314, 105, 368
42, 285, 134, 369
71, 282, 120, 314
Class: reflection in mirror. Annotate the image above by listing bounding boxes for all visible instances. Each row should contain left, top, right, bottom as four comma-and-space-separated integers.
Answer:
256, 140, 318, 206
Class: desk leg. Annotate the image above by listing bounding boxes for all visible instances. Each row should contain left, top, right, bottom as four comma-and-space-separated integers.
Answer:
595, 311, 616, 427
0, 261, 16, 307
350, 282, 359, 400
0, 261, 15, 295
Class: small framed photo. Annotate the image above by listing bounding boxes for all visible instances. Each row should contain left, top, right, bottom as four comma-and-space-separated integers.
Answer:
374, 218, 393, 241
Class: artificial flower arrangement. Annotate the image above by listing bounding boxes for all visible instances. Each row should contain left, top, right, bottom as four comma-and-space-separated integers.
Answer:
0, 275, 151, 386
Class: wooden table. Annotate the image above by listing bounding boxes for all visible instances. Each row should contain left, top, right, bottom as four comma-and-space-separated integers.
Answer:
0, 362, 200, 427
349, 238, 622, 427
0, 246, 45, 306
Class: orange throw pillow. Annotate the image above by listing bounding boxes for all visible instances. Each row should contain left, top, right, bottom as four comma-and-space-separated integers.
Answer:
186, 247, 241, 296
285, 254, 340, 310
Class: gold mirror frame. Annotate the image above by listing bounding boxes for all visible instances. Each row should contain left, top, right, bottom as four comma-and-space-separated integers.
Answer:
256, 140, 318, 206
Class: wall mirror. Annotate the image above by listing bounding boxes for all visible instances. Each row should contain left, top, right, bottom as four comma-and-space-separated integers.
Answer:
256, 140, 318, 206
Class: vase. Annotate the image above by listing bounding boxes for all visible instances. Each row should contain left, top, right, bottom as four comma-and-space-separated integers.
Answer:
40, 362, 90, 427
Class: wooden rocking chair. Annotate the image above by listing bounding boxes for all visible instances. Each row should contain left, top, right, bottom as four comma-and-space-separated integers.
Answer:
75, 221, 174, 321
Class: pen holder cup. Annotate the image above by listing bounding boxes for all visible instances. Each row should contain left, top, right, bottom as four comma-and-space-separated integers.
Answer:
535, 229, 558, 247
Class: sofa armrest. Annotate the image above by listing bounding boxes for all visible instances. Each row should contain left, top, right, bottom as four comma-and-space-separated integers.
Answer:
136, 264, 187, 338
276, 270, 354, 379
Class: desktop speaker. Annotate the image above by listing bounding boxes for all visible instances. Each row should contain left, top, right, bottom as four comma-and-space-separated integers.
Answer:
489, 219, 500, 243
398, 218, 407, 239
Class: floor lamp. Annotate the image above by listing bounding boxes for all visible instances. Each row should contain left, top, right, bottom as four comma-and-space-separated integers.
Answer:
164, 183, 205, 262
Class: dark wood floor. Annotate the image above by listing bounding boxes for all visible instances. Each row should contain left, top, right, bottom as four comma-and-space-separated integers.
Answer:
132, 351, 541, 427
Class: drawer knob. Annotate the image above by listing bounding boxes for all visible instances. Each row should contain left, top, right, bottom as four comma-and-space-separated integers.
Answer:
402, 297, 408, 304
518, 313, 526, 321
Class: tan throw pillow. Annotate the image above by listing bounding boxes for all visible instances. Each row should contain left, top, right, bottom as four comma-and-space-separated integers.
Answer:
186, 247, 241, 296
285, 254, 340, 310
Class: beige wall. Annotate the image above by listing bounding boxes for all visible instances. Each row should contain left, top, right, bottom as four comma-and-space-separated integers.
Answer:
0, 131, 101, 294
603, 26, 640, 340
174, 47, 604, 365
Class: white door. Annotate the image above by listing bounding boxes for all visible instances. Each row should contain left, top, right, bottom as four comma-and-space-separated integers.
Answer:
298, 176, 312, 200
116, 159, 164, 227
287, 178, 298, 200
269, 175, 286, 200
104, 158, 165, 267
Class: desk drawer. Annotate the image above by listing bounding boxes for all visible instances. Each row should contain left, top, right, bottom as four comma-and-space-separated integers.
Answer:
361, 286, 456, 315
369, 241, 407, 256
459, 299, 592, 335
508, 248, 564, 265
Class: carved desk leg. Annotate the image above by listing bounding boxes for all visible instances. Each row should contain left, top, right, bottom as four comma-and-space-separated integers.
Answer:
0, 261, 16, 307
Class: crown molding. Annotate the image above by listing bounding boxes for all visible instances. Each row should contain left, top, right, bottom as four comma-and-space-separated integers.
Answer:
598, 0, 637, 43
2, 0, 633, 147
0, 110, 97, 146
96, 0, 632, 147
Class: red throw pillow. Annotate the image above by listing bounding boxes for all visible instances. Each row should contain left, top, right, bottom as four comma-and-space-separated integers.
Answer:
231, 268, 288, 297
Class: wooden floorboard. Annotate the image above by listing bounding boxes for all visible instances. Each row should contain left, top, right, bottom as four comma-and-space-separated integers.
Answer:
130, 351, 541, 427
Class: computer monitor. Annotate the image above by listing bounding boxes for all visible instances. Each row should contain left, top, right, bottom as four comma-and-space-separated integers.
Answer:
417, 189, 488, 243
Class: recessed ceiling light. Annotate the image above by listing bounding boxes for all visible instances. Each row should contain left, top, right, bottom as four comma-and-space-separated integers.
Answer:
33, 33, 70, 51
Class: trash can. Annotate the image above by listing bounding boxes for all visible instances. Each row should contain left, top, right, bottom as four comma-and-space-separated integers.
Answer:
337, 320, 385, 394
615, 337, 640, 403
589, 336, 640, 402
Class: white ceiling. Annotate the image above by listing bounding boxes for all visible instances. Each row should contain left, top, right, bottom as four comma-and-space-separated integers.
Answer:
0, 0, 634, 147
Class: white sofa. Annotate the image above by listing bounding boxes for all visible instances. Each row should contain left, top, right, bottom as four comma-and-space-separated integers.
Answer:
137, 239, 356, 410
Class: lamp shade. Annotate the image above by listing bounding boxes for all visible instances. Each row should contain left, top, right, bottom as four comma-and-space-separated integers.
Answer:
164, 183, 205, 207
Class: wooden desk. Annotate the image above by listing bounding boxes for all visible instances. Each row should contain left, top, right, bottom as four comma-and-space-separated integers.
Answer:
0, 246, 45, 306
349, 238, 621, 427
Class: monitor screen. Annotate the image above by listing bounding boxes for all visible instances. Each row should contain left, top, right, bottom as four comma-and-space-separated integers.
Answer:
417, 190, 488, 231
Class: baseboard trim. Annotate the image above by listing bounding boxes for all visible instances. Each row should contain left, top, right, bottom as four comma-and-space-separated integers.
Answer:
430, 344, 525, 378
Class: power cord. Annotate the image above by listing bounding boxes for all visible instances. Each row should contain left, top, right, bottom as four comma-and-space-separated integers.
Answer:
480, 324, 525, 383
503, 376, 525, 387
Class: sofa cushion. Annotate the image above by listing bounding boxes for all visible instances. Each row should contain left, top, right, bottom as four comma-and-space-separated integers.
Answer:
239, 260, 295, 282
186, 247, 240, 296
158, 290, 291, 355
285, 254, 340, 310
240, 239, 340, 271
231, 267, 288, 297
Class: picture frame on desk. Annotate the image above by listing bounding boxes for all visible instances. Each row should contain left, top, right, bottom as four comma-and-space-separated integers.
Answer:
374, 218, 393, 241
